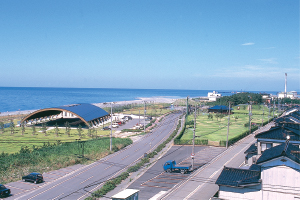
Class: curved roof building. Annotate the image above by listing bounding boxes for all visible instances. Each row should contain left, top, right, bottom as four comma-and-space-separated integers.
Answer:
21, 103, 110, 127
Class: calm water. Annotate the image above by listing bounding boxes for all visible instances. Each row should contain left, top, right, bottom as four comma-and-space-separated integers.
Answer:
0, 87, 279, 112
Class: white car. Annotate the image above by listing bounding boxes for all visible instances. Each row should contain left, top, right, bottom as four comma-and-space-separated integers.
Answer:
112, 123, 119, 128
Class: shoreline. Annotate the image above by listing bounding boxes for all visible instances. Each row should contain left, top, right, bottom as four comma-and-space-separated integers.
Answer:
0, 97, 177, 117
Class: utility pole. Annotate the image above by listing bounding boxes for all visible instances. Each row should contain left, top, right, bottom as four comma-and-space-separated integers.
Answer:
139, 108, 140, 124
186, 96, 189, 115
249, 101, 252, 134
268, 103, 271, 123
144, 101, 146, 133
192, 105, 196, 170
273, 100, 275, 118
226, 102, 231, 149
110, 103, 113, 151
262, 104, 264, 126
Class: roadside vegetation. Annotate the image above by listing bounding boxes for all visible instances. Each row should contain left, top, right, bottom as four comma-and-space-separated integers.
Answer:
0, 137, 132, 184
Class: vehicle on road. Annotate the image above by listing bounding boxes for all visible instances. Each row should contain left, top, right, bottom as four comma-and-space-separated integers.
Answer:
0, 184, 10, 197
163, 160, 192, 174
122, 116, 132, 121
112, 123, 119, 128
102, 126, 111, 130
22, 172, 44, 184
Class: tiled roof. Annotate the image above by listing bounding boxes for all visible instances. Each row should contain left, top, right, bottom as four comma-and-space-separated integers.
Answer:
244, 143, 257, 154
208, 105, 233, 111
256, 142, 300, 164
255, 126, 300, 141
215, 166, 261, 187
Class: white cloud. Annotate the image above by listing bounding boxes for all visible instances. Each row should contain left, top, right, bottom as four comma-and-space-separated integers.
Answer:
258, 58, 278, 64
242, 42, 255, 46
210, 65, 299, 79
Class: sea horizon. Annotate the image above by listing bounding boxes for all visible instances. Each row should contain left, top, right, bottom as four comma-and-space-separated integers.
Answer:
0, 86, 283, 113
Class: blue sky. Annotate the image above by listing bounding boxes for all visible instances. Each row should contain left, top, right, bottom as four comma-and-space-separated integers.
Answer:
0, 0, 299, 91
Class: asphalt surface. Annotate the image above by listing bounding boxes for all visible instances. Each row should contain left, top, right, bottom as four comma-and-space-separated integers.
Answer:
127, 146, 225, 200
160, 122, 275, 200
4, 111, 182, 200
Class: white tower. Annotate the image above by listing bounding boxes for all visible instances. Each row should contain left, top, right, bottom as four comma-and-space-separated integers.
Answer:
285, 73, 287, 98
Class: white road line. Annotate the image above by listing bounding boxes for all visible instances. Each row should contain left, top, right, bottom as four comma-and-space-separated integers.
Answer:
80, 176, 94, 184
51, 192, 64, 200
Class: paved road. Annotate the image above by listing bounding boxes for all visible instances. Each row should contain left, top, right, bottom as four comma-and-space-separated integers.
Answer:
5, 111, 182, 200
126, 146, 225, 200
160, 122, 275, 200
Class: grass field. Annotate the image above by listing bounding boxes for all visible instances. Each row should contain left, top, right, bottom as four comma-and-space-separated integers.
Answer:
181, 105, 280, 142
0, 126, 115, 154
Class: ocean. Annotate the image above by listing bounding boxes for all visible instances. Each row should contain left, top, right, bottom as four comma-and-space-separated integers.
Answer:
0, 87, 279, 112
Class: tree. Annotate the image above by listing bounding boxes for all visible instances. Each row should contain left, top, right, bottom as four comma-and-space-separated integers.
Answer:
41, 123, 47, 136
55, 123, 59, 137
77, 124, 83, 138
21, 122, 25, 135
32, 125, 36, 135
234, 116, 239, 122
208, 113, 213, 120
0, 121, 4, 133
65, 121, 71, 137
219, 114, 225, 121
10, 120, 15, 134
215, 113, 220, 121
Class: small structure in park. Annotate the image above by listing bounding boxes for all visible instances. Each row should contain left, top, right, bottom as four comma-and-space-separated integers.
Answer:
111, 189, 139, 200
208, 105, 232, 114
21, 103, 110, 128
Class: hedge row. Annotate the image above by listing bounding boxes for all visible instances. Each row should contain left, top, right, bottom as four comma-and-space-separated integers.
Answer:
219, 125, 259, 147
85, 112, 183, 200
174, 139, 208, 145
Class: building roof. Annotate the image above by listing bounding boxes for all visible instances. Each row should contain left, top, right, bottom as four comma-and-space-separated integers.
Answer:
208, 105, 233, 111
244, 143, 257, 154
255, 126, 300, 142
256, 142, 300, 165
111, 189, 139, 199
21, 103, 109, 127
215, 166, 261, 187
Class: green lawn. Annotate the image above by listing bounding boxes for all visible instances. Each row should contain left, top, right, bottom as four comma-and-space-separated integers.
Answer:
0, 126, 115, 154
181, 105, 278, 142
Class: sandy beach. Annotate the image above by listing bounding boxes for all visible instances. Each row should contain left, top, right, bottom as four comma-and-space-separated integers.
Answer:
0, 97, 176, 117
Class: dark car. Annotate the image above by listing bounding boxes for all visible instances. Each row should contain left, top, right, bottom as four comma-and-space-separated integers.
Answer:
0, 184, 11, 197
102, 126, 111, 130
22, 172, 43, 184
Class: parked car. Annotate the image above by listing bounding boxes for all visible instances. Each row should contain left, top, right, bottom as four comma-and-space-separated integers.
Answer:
0, 184, 10, 197
22, 172, 43, 184
145, 116, 153, 121
122, 116, 132, 120
103, 126, 111, 130
112, 123, 119, 128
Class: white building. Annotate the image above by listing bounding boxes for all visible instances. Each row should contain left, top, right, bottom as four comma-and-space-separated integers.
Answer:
278, 91, 297, 99
208, 91, 222, 101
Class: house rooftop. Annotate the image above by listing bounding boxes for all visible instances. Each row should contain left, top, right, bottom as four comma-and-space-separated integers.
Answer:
255, 126, 300, 141
215, 166, 261, 187
256, 142, 300, 165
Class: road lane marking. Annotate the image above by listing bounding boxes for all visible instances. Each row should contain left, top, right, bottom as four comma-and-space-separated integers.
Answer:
52, 192, 64, 200
104, 164, 114, 170
80, 176, 94, 184
121, 155, 130, 160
